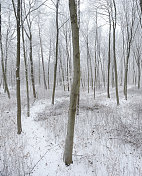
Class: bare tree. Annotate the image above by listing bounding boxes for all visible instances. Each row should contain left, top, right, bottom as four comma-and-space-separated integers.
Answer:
38, 19, 47, 90
64, 0, 80, 165
0, 1, 10, 99
111, 0, 119, 105
12, 0, 22, 134
21, 0, 30, 117
52, 0, 60, 105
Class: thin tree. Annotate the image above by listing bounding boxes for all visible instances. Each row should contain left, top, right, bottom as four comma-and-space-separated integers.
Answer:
111, 0, 119, 105
38, 20, 47, 90
0, 1, 10, 99
47, 39, 51, 89
23, 0, 36, 99
107, 9, 111, 98
123, 0, 137, 100
21, 0, 30, 117
52, 0, 60, 105
12, 0, 22, 134
64, 0, 80, 165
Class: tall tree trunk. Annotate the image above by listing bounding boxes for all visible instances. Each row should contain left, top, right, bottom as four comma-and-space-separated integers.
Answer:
38, 53, 41, 85
86, 36, 90, 93
64, 0, 80, 166
21, 1, 30, 117
47, 40, 51, 89
59, 50, 65, 91
38, 24, 47, 90
107, 13, 111, 98
16, 0, 22, 134
65, 31, 70, 91
94, 12, 97, 99
112, 0, 119, 105
138, 64, 141, 89
52, 0, 60, 105
29, 32, 36, 99
0, 2, 10, 99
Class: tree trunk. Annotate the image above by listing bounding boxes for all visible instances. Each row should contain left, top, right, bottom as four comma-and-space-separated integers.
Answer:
38, 24, 47, 90
112, 0, 119, 105
86, 36, 90, 93
0, 2, 10, 99
21, 2, 30, 117
107, 13, 111, 98
47, 40, 51, 89
29, 32, 36, 99
16, 0, 22, 134
52, 0, 60, 105
64, 0, 80, 166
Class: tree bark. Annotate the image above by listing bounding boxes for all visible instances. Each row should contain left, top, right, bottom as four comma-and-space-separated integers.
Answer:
112, 0, 119, 105
0, 2, 10, 99
64, 0, 80, 166
29, 32, 36, 99
52, 0, 60, 105
107, 13, 111, 98
21, 1, 30, 117
16, 0, 22, 134
47, 39, 51, 89
38, 23, 47, 90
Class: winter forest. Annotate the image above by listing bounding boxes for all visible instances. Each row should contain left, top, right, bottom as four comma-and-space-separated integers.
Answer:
0, 0, 142, 175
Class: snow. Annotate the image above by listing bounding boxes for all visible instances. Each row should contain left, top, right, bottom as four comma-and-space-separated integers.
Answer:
0, 86, 142, 176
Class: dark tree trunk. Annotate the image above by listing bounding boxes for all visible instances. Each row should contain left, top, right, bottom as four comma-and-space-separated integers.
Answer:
107, 13, 111, 98
29, 33, 36, 99
52, 0, 60, 105
16, 0, 22, 134
64, 0, 80, 166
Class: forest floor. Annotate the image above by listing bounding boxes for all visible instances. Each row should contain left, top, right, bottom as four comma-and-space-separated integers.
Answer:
0, 85, 142, 176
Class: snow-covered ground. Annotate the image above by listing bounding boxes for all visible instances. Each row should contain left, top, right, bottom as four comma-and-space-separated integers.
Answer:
0, 86, 142, 176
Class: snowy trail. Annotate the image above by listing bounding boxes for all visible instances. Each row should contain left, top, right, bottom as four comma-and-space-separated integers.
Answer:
22, 98, 67, 176
22, 99, 55, 175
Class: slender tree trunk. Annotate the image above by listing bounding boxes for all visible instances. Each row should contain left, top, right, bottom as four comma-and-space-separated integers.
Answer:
59, 51, 65, 91
47, 40, 51, 89
4, 28, 9, 93
65, 31, 70, 91
38, 24, 47, 90
112, 0, 119, 105
124, 43, 131, 100
107, 14, 111, 98
64, 0, 80, 166
138, 64, 140, 89
0, 2, 10, 99
94, 13, 97, 99
38, 53, 41, 85
52, 0, 60, 105
21, 2, 30, 117
86, 36, 90, 93
29, 32, 36, 99
16, 0, 22, 134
